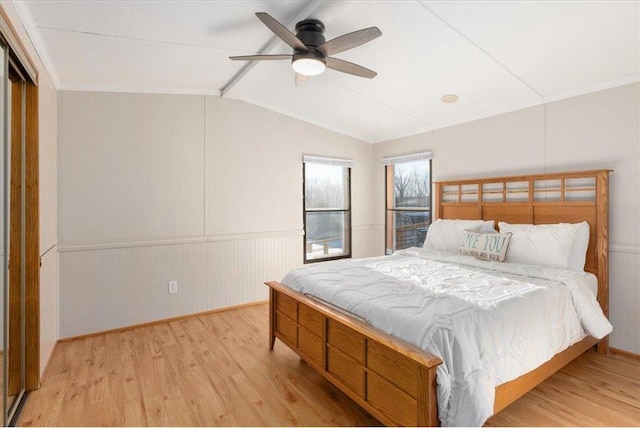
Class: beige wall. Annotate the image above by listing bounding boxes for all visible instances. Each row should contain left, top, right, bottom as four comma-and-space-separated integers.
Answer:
0, 2, 59, 377
205, 96, 373, 236
57, 91, 374, 337
373, 83, 640, 354
58, 92, 206, 243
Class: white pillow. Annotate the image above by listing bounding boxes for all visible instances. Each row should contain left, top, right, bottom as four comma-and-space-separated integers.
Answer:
480, 220, 497, 233
568, 221, 590, 271
498, 222, 579, 269
424, 219, 485, 253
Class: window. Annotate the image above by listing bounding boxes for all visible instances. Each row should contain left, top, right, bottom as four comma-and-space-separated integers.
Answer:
384, 152, 432, 254
303, 156, 352, 263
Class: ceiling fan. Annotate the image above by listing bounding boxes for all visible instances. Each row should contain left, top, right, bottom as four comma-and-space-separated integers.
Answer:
230, 13, 382, 86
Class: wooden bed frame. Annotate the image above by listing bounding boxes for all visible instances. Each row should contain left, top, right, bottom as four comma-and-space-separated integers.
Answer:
265, 169, 611, 426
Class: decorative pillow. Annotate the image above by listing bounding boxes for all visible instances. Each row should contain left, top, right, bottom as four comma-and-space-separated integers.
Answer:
568, 221, 590, 271
459, 230, 512, 262
423, 219, 485, 253
498, 222, 579, 269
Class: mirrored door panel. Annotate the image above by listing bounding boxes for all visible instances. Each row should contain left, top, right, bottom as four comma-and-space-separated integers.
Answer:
0, 41, 5, 423
7, 69, 24, 418
2, 45, 26, 424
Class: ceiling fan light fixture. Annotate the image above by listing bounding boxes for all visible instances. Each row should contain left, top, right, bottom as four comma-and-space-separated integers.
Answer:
292, 57, 326, 76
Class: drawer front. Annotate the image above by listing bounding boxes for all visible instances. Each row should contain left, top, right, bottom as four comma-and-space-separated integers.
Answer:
327, 319, 364, 363
327, 347, 365, 398
367, 371, 417, 427
367, 340, 418, 398
298, 304, 323, 336
276, 292, 297, 320
298, 327, 323, 366
275, 312, 297, 346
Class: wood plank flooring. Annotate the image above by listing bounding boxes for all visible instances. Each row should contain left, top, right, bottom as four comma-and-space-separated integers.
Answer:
19, 303, 640, 427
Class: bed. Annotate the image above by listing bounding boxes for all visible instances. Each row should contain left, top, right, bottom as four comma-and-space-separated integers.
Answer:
265, 169, 612, 426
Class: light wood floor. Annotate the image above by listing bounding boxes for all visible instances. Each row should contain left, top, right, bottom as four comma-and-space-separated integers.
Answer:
19, 303, 640, 427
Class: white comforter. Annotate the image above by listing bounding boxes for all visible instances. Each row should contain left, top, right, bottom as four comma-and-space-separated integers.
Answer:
281, 248, 612, 427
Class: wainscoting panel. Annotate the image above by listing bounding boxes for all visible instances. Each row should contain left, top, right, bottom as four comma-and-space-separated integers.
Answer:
40, 247, 58, 374
207, 233, 302, 311
59, 232, 304, 338
609, 246, 640, 354
60, 241, 209, 338
353, 225, 375, 259
372, 224, 386, 256
59, 231, 638, 353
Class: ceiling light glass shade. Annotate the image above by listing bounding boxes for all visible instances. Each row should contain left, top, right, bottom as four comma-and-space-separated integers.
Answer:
292, 58, 326, 76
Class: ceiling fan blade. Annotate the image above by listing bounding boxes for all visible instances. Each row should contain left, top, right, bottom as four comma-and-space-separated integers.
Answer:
325, 57, 377, 79
255, 12, 308, 51
295, 73, 310, 87
229, 54, 292, 61
318, 27, 382, 56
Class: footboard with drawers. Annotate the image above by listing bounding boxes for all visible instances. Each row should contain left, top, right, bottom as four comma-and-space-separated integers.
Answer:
266, 281, 442, 426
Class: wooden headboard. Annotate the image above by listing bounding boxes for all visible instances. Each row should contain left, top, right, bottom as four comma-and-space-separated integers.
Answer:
434, 170, 611, 352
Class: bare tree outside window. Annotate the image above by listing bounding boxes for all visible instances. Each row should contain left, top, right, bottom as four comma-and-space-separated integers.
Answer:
386, 158, 431, 253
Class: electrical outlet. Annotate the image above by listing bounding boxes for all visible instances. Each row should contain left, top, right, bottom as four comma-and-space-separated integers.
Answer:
168, 280, 178, 294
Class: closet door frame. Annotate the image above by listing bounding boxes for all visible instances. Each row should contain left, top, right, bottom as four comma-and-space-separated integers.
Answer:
23, 71, 38, 393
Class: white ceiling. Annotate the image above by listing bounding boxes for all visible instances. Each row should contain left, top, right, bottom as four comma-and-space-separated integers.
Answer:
17, 0, 640, 143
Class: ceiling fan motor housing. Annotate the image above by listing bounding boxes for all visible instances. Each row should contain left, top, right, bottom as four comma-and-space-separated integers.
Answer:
295, 19, 326, 47
293, 18, 327, 65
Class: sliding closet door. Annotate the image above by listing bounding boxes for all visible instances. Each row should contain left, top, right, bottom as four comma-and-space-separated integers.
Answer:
0, 41, 6, 423
5, 54, 26, 422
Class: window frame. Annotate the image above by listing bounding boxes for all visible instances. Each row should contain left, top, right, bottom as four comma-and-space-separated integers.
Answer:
384, 156, 432, 254
303, 161, 352, 264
